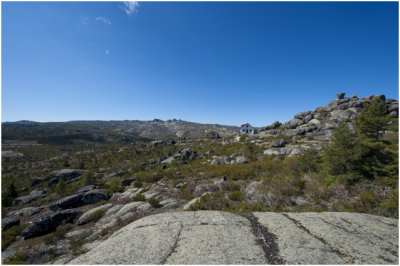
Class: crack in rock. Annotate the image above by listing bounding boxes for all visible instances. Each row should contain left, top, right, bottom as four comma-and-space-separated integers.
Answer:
282, 213, 354, 264
161, 223, 183, 264
240, 213, 284, 264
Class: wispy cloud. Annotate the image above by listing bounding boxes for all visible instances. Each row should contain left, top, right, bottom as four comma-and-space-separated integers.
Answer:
105, 50, 111, 55
96, 17, 111, 25
122, 1, 139, 15
80, 16, 89, 26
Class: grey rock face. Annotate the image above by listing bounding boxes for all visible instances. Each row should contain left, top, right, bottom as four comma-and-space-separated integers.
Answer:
69, 211, 398, 265
337, 92, 345, 99
270, 139, 286, 148
2, 217, 20, 231
294, 111, 312, 120
49, 193, 83, 211
235, 156, 249, 164
77, 203, 113, 225
260, 121, 282, 131
161, 157, 175, 165
210, 156, 230, 165
31, 178, 44, 187
331, 110, 357, 120
286, 119, 305, 129
75, 185, 97, 194
120, 178, 136, 187
12, 190, 47, 206
50, 169, 85, 179
82, 189, 109, 205
193, 183, 222, 197
21, 209, 81, 239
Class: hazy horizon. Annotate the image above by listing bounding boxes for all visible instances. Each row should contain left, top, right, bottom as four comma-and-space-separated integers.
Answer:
2, 1, 398, 127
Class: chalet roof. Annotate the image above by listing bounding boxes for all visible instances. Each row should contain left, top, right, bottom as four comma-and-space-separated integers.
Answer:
241, 123, 253, 128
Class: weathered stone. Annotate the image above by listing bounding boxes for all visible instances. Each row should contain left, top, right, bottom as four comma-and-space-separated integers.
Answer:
259, 121, 282, 131
374, 95, 386, 102
286, 119, 305, 129
2, 217, 20, 231
337, 92, 345, 99
161, 157, 175, 164
12, 190, 47, 206
49, 169, 85, 179
235, 156, 249, 164
294, 111, 312, 120
82, 189, 109, 205
31, 178, 44, 187
77, 203, 113, 225
331, 110, 356, 120
76, 185, 96, 194
21, 209, 81, 239
69, 211, 398, 265
115, 201, 146, 217
193, 183, 222, 197
270, 139, 286, 148
120, 178, 136, 187
49, 193, 83, 211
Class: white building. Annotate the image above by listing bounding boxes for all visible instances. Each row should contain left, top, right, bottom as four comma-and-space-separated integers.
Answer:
240, 123, 256, 135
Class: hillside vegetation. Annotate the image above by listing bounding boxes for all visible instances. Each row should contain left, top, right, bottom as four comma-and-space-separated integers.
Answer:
1, 93, 398, 264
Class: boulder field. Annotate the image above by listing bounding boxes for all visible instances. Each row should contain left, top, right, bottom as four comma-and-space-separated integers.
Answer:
68, 211, 398, 265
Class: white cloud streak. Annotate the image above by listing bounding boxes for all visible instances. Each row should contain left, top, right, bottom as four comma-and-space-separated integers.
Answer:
80, 16, 89, 26
96, 17, 111, 25
105, 50, 111, 55
123, 1, 139, 15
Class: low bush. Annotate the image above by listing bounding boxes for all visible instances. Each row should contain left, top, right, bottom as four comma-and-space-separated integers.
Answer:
132, 193, 145, 202
2, 224, 28, 251
148, 197, 162, 208
3, 251, 28, 264
228, 191, 243, 201
86, 209, 107, 223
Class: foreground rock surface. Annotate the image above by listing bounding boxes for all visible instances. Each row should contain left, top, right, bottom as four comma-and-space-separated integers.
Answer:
69, 211, 398, 265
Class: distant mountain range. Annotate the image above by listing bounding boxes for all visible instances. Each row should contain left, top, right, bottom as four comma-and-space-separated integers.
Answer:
1, 119, 240, 143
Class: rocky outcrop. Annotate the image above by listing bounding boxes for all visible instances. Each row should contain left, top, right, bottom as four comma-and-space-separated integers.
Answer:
21, 209, 81, 239
270, 139, 286, 147
2, 217, 20, 231
259, 94, 399, 146
46, 169, 85, 186
77, 203, 113, 225
12, 190, 47, 206
69, 211, 398, 265
120, 178, 136, 187
49, 194, 83, 211
259, 121, 282, 132
82, 189, 109, 205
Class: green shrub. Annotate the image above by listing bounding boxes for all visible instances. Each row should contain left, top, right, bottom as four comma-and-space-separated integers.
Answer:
381, 189, 398, 218
83, 169, 95, 185
86, 209, 107, 223
55, 179, 67, 196
148, 197, 162, 208
134, 180, 143, 188
228, 191, 243, 201
229, 183, 241, 192
358, 191, 377, 210
132, 193, 145, 202
43, 224, 70, 245
3, 251, 28, 264
2, 224, 28, 251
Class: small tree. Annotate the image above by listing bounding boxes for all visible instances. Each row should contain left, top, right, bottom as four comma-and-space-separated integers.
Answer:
83, 169, 95, 185
2, 183, 18, 208
55, 179, 66, 196
322, 122, 364, 179
356, 98, 393, 142
297, 147, 322, 174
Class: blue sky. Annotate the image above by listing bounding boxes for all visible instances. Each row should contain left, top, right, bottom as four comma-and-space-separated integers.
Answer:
2, 1, 398, 126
